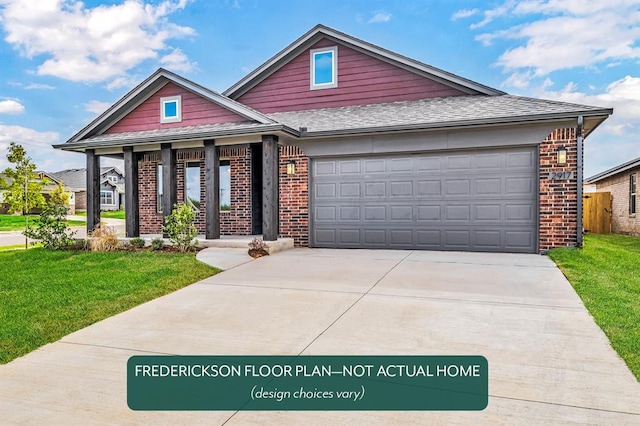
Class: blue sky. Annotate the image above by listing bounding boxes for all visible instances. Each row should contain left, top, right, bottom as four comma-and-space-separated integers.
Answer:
0, 0, 638, 178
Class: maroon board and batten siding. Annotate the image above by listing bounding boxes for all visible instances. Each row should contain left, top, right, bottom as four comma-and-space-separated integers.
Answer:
105, 82, 247, 134
237, 38, 467, 113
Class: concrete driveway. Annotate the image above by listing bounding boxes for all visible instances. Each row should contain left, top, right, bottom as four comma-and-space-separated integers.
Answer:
1, 249, 639, 425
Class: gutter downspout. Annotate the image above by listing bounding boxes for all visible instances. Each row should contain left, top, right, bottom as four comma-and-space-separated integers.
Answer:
577, 116, 584, 248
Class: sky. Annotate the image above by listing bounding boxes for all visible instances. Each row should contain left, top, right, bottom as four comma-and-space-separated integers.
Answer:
0, 0, 639, 178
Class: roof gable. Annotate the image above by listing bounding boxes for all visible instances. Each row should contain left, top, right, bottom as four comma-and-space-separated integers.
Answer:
235, 38, 470, 113
105, 81, 248, 134
224, 24, 504, 102
68, 68, 274, 144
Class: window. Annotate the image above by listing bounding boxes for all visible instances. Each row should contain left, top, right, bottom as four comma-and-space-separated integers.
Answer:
220, 160, 230, 211
100, 190, 114, 206
107, 176, 118, 183
185, 163, 201, 210
630, 173, 637, 215
160, 95, 182, 123
310, 46, 337, 90
157, 164, 163, 213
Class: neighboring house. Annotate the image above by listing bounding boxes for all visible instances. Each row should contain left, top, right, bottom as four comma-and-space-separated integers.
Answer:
54, 25, 612, 253
585, 157, 640, 236
0, 172, 75, 214
48, 167, 125, 211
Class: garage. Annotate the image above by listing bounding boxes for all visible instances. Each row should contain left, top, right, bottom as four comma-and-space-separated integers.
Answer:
310, 146, 538, 253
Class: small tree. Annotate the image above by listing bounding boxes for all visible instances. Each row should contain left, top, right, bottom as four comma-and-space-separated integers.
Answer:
163, 202, 198, 252
24, 180, 76, 250
2, 142, 46, 215
23, 204, 76, 250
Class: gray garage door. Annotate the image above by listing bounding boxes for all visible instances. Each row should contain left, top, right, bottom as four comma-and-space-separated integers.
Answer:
310, 147, 537, 253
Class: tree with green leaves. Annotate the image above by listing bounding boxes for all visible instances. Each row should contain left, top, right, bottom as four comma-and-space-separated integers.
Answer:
49, 181, 70, 207
2, 142, 47, 215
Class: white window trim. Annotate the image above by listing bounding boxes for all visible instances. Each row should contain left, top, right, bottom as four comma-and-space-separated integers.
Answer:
100, 190, 115, 206
107, 176, 118, 183
310, 46, 338, 90
160, 95, 182, 124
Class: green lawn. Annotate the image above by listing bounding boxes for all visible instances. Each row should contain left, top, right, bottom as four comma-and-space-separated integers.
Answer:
76, 210, 125, 219
0, 214, 85, 231
548, 234, 640, 380
0, 248, 218, 363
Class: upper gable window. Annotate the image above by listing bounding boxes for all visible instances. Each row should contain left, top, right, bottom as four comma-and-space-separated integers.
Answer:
160, 95, 182, 123
310, 46, 338, 90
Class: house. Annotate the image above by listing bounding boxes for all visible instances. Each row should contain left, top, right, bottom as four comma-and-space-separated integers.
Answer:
0, 172, 75, 214
585, 157, 640, 236
54, 25, 613, 253
48, 167, 125, 212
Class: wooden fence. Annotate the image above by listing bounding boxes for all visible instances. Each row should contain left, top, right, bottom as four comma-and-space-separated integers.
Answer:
583, 192, 612, 234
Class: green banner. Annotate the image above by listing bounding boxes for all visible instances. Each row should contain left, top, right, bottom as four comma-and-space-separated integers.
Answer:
127, 355, 488, 411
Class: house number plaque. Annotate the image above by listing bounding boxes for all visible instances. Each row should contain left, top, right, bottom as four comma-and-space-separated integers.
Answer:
548, 171, 574, 180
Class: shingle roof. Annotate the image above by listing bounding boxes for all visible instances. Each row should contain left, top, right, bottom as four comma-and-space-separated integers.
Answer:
267, 95, 612, 136
47, 169, 86, 190
585, 156, 640, 183
48, 167, 125, 191
60, 121, 292, 148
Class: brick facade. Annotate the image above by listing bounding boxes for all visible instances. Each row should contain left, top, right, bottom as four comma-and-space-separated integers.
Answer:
279, 145, 309, 247
137, 147, 253, 235
135, 129, 582, 252
595, 167, 640, 236
219, 147, 252, 236
538, 128, 579, 251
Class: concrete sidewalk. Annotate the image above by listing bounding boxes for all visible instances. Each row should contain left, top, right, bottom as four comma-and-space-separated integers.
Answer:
1, 249, 638, 425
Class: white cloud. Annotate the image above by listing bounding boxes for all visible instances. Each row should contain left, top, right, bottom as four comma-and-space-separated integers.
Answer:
529, 76, 640, 177
106, 76, 140, 90
0, 0, 195, 86
368, 10, 391, 24
532, 76, 640, 136
84, 100, 112, 115
0, 124, 61, 170
24, 83, 55, 90
452, 8, 479, 20
472, 1, 640, 75
501, 71, 534, 89
470, 1, 516, 29
160, 48, 197, 73
0, 99, 25, 114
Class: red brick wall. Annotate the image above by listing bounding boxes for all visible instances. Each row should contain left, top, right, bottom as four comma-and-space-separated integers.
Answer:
539, 128, 579, 251
279, 146, 309, 246
139, 153, 163, 234
138, 148, 252, 235
219, 147, 252, 235
595, 167, 640, 236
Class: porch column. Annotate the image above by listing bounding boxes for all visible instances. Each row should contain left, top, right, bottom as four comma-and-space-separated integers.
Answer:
262, 135, 279, 241
161, 143, 177, 236
86, 149, 100, 233
123, 146, 139, 237
204, 139, 220, 239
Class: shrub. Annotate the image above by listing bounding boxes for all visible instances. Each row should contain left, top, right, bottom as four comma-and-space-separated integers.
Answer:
162, 203, 198, 253
23, 204, 76, 250
89, 226, 119, 252
248, 237, 269, 258
151, 238, 164, 251
130, 237, 145, 249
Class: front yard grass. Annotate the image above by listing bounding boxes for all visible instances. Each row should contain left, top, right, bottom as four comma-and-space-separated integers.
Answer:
548, 234, 640, 380
76, 210, 125, 220
0, 214, 85, 231
0, 248, 218, 363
